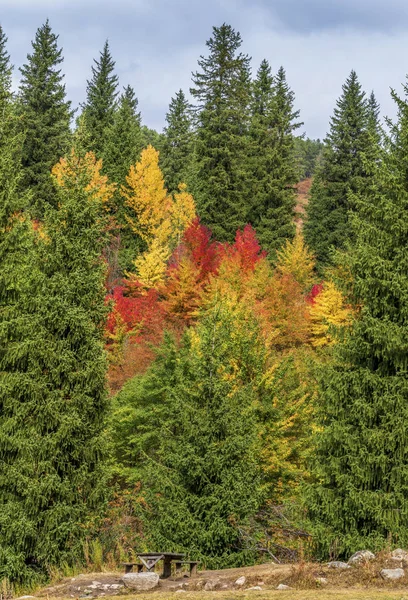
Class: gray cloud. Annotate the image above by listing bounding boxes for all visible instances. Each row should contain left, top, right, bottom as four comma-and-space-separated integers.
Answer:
0, 0, 406, 138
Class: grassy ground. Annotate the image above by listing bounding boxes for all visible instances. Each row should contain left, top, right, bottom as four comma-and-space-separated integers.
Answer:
110, 592, 408, 600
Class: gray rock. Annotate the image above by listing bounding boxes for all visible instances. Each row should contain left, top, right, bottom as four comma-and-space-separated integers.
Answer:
327, 561, 351, 570
315, 577, 328, 585
108, 584, 123, 590
121, 572, 160, 591
391, 549, 408, 562
235, 576, 246, 586
247, 586, 263, 590
204, 579, 220, 591
381, 568, 405, 581
277, 584, 291, 590
348, 550, 375, 565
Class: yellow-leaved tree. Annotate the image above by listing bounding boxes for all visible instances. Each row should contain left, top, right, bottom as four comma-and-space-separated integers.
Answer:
276, 231, 315, 291
309, 281, 353, 347
122, 146, 196, 288
52, 149, 116, 205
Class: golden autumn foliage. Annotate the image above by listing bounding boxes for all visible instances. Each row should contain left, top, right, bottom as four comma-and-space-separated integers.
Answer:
122, 145, 172, 243
52, 149, 116, 204
122, 146, 197, 288
309, 280, 353, 347
276, 231, 315, 291
170, 183, 197, 247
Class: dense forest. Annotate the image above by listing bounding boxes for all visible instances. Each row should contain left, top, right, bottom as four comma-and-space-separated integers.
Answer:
0, 17, 407, 591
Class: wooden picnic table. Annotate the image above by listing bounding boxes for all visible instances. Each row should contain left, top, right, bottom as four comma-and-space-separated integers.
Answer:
133, 552, 185, 578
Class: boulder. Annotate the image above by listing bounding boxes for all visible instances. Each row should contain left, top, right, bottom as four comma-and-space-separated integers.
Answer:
121, 572, 159, 591
235, 576, 246, 586
391, 549, 408, 562
277, 584, 291, 590
348, 550, 375, 565
327, 561, 350, 569
380, 568, 405, 581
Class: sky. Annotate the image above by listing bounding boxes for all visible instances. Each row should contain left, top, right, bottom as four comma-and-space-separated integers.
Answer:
1, 0, 408, 139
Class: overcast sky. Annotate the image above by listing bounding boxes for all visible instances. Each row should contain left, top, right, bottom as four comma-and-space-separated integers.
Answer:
1, 0, 407, 138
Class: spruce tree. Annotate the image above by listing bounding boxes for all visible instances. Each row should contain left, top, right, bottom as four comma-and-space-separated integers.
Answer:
82, 40, 119, 156
161, 89, 194, 192
19, 20, 73, 218
304, 70, 375, 270
111, 303, 264, 567
0, 152, 109, 584
0, 24, 12, 99
306, 83, 408, 557
190, 23, 252, 241
103, 85, 143, 189
249, 62, 301, 257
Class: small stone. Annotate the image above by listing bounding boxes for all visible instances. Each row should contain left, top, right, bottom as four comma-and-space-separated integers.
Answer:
381, 568, 405, 581
204, 579, 219, 591
109, 584, 123, 590
277, 584, 291, 590
247, 586, 263, 590
327, 561, 351, 570
121, 572, 160, 591
316, 577, 328, 585
235, 576, 246, 586
348, 550, 375, 565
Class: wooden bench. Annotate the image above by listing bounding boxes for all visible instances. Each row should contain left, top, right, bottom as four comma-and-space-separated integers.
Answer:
173, 560, 199, 577
121, 562, 144, 574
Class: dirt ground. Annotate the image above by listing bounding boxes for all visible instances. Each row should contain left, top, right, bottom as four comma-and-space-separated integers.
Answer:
29, 555, 408, 600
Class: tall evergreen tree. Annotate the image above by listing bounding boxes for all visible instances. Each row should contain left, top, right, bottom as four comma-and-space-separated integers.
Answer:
249, 62, 302, 257
0, 152, 109, 584
0, 24, 12, 99
190, 23, 252, 241
82, 40, 119, 156
103, 85, 142, 189
19, 20, 73, 218
161, 89, 194, 193
306, 83, 408, 557
111, 303, 264, 567
304, 70, 376, 271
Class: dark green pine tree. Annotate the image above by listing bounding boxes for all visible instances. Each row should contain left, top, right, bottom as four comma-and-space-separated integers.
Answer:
82, 40, 119, 156
0, 24, 12, 100
304, 70, 375, 271
103, 85, 143, 188
190, 23, 252, 241
306, 82, 408, 558
0, 152, 109, 585
367, 91, 382, 146
161, 89, 194, 192
19, 20, 73, 218
111, 304, 264, 567
103, 85, 144, 275
249, 62, 302, 258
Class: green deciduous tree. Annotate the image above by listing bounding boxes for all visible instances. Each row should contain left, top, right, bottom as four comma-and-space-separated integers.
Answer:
306, 82, 408, 558
82, 40, 119, 156
19, 20, 73, 218
304, 70, 377, 271
190, 23, 252, 241
249, 62, 302, 257
161, 89, 194, 193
